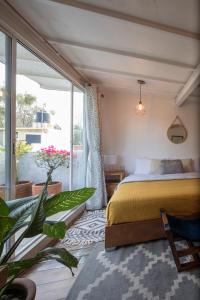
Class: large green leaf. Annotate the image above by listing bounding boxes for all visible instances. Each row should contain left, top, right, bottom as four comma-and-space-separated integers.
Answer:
43, 221, 67, 239
0, 216, 16, 243
8, 196, 38, 219
1, 187, 47, 264
40, 247, 78, 273
6, 195, 38, 212
5, 247, 78, 279
44, 188, 95, 217
24, 188, 47, 238
1, 184, 95, 265
0, 200, 9, 216
2, 205, 33, 245
2, 197, 40, 243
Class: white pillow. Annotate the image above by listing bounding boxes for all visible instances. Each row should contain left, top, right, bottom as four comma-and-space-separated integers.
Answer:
135, 158, 152, 174
181, 159, 194, 173
150, 159, 161, 174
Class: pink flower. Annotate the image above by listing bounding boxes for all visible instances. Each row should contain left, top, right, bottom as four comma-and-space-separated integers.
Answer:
39, 146, 70, 157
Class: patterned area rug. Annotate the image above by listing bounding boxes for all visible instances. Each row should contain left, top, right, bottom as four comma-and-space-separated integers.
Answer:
66, 240, 200, 300
59, 210, 105, 250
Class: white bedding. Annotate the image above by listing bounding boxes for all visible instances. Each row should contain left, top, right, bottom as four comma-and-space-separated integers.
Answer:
121, 172, 200, 185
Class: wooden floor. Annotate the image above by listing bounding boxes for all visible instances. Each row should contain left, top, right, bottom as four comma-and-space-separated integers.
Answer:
24, 245, 95, 300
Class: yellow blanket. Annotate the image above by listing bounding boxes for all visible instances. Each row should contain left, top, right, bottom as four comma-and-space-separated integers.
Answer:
106, 179, 200, 226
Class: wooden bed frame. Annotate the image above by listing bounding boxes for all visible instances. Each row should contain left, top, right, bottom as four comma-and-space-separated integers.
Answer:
105, 218, 165, 249
105, 213, 200, 249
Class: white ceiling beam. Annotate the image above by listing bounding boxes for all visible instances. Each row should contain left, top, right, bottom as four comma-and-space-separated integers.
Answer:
175, 63, 200, 106
93, 82, 178, 97
49, 0, 200, 40
74, 64, 185, 85
48, 37, 195, 70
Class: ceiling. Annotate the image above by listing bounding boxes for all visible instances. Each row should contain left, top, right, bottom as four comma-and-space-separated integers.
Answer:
0, 34, 72, 90
7, 0, 200, 103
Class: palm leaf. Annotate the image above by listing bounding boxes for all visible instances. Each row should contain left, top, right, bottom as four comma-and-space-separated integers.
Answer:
44, 188, 95, 217
43, 221, 67, 239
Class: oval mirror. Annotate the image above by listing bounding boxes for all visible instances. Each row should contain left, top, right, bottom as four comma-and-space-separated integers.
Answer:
167, 117, 187, 144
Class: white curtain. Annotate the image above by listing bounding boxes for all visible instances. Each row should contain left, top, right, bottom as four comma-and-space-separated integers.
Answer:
85, 85, 107, 210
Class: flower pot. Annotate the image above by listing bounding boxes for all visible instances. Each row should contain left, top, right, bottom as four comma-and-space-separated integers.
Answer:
0, 266, 8, 289
16, 181, 32, 199
2, 278, 36, 300
32, 181, 62, 196
0, 181, 32, 200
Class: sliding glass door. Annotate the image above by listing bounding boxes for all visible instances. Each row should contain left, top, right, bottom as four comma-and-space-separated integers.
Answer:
15, 42, 73, 253
16, 42, 71, 200
0, 30, 86, 256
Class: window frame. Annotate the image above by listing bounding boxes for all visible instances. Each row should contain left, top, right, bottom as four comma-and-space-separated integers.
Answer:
0, 25, 86, 258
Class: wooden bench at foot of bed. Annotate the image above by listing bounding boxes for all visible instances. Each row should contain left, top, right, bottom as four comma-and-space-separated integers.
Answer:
105, 213, 200, 249
105, 218, 165, 249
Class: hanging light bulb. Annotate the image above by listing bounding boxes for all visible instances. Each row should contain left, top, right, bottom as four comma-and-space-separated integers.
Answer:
136, 80, 146, 115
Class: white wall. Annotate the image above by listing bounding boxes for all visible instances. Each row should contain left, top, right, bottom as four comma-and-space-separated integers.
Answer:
100, 87, 200, 174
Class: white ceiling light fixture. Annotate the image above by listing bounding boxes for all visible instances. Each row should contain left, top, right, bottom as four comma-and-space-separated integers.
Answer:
136, 79, 146, 115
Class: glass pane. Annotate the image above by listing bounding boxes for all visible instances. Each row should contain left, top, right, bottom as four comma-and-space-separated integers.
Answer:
0, 31, 10, 201
15, 42, 72, 253
72, 87, 86, 189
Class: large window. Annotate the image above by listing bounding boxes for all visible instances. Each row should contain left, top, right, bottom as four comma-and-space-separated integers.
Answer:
16, 43, 71, 198
0, 31, 86, 256
14, 43, 87, 254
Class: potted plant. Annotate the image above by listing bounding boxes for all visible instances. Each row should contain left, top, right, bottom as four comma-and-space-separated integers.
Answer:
15, 141, 33, 199
32, 145, 70, 196
0, 171, 95, 299
0, 141, 32, 200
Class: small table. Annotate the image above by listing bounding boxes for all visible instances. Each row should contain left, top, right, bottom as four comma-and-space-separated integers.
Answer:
105, 170, 125, 199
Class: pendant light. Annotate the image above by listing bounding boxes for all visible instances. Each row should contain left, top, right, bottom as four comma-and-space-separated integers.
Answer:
136, 80, 146, 115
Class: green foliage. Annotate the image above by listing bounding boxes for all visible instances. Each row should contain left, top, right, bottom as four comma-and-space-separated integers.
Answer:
0, 174, 95, 296
6, 247, 78, 278
44, 188, 95, 217
43, 221, 67, 239
0, 140, 32, 163
14, 141, 32, 183
0, 200, 9, 217
0, 88, 54, 129
16, 93, 37, 128
16, 141, 32, 158
16, 93, 54, 128
0, 216, 16, 245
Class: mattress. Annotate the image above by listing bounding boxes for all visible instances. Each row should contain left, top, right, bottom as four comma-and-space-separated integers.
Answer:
106, 175, 200, 226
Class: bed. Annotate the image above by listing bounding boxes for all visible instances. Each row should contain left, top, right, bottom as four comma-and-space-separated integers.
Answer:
105, 172, 200, 249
